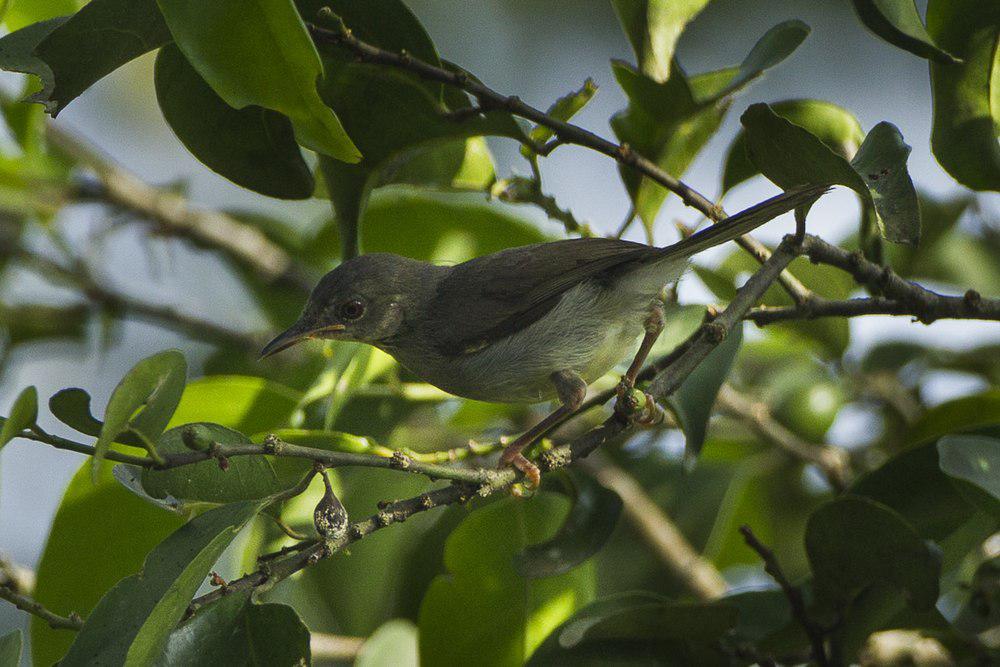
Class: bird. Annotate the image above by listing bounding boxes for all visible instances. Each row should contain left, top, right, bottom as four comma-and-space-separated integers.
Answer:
261, 185, 828, 488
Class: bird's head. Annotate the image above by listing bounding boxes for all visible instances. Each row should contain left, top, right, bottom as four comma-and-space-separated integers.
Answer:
260, 253, 426, 358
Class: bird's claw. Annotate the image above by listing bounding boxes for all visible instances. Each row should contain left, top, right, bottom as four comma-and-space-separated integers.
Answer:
499, 450, 541, 496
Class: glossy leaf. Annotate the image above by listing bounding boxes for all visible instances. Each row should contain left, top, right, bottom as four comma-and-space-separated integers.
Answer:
93, 350, 187, 476
669, 321, 743, 465
165, 375, 301, 435
158, 589, 310, 666
739, 103, 920, 243
927, 0, 1000, 191
723, 99, 864, 192
156, 0, 360, 162
3, 0, 77, 31
937, 435, 1000, 516
701, 20, 811, 102
355, 619, 419, 667
419, 494, 595, 665
528, 592, 737, 665
142, 423, 283, 503
61, 501, 262, 666
514, 472, 623, 578
611, 0, 710, 82
31, 462, 185, 666
806, 495, 941, 610
29, 0, 171, 115
0, 384, 36, 450
0, 630, 22, 666
850, 0, 959, 64
154, 44, 314, 199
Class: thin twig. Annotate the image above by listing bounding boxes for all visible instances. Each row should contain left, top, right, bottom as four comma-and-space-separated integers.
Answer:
493, 176, 593, 236
739, 525, 829, 667
581, 453, 727, 599
310, 632, 366, 661
307, 14, 812, 303
0, 585, 84, 631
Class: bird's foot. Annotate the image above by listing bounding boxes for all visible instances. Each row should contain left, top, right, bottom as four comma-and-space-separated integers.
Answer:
499, 448, 541, 496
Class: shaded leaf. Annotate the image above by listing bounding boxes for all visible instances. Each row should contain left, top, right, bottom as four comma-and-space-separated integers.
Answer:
355, 619, 419, 667
156, 0, 360, 161
31, 462, 185, 666
952, 556, 1000, 644
154, 43, 314, 199
806, 495, 941, 610
93, 350, 187, 476
937, 435, 1000, 516
851, 0, 959, 64
49, 387, 105, 437
669, 321, 743, 465
907, 389, 1000, 446
611, 0, 710, 82
849, 121, 921, 243
0, 630, 22, 667
61, 501, 262, 666
30, 0, 171, 115
158, 589, 310, 666
0, 301, 88, 349
0, 18, 68, 118
514, 472, 623, 578
419, 494, 595, 666
701, 20, 811, 102
927, 0, 1000, 191
142, 423, 283, 503
0, 384, 36, 449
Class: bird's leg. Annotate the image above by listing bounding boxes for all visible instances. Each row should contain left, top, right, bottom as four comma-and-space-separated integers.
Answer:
616, 301, 666, 425
500, 370, 587, 492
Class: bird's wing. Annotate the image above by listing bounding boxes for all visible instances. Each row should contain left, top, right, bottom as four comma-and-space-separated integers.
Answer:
430, 237, 656, 355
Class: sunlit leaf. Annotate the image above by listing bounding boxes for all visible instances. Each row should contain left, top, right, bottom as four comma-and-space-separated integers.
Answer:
521, 78, 598, 158
611, 0, 710, 82
166, 375, 301, 435
2, 0, 77, 31
850, 0, 960, 64
355, 619, 419, 667
156, 0, 360, 161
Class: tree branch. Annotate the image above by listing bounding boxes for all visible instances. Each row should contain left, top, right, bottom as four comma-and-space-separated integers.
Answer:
739, 525, 829, 667
0, 581, 83, 631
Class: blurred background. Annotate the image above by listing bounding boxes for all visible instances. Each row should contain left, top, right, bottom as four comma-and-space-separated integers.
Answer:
1, 0, 998, 648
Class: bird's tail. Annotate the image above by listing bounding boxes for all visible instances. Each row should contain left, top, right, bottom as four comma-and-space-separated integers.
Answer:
657, 184, 830, 261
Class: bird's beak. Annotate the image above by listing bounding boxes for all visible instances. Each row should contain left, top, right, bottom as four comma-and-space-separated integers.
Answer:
259, 322, 346, 359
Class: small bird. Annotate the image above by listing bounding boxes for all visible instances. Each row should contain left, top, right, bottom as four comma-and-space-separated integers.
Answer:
262, 186, 827, 487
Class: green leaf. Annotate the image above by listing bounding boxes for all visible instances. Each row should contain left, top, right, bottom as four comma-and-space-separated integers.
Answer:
49, 387, 105, 437
669, 321, 743, 465
850, 442, 976, 540
141, 423, 283, 503
31, 462, 185, 666
28, 0, 171, 115
0, 630, 22, 667
419, 494, 595, 665
0, 301, 88, 350
907, 389, 1000, 446
2, 0, 76, 31
355, 619, 419, 667
61, 501, 262, 666
927, 0, 1000, 191
0, 384, 36, 449
0, 18, 67, 110
158, 589, 310, 666
952, 556, 1000, 643
723, 99, 864, 193
514, 472, 623, 578
937, 435, 1000, 516
850, 0, 960, 64
739, 103, 920, 243
701, 20, 811, 102
165, 375, 301, 435
806, 495, 941, 610
611, 61, 726, 235
155, 0, 360, 162
528, 592, 737, 665
154, 43, 314, 199
93, 350, 187, 476
611, 0, 711, 82
521, 78, 598, 158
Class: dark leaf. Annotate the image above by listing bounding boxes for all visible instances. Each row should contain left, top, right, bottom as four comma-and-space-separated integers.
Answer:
0, 630, 22, 667
927, 0, 1000, 191
0, 384, 36, 449
850, 0, 960, 64
937, 435, 1000, 517
61, 501, 263, 666
156, 0, 359, 161
952, 556, 1000, 643
849, 121, 921, 244
93, 349, 187, 477
806, 495, 941, 610
907, 389, 1000, 446
158, 590, 310, 666
49, 387, 105, 437
514, 472, 623, 578
669, 321, 743, 465
30, 0, 171, 115
154, 44, 314, 199
31, 462, 185, 666
0, 18, 68, 110
700, 20, 811, 103
611, 0, 711, 82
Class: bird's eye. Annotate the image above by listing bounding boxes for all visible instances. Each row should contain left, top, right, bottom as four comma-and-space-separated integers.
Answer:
339, 299, 365, 320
